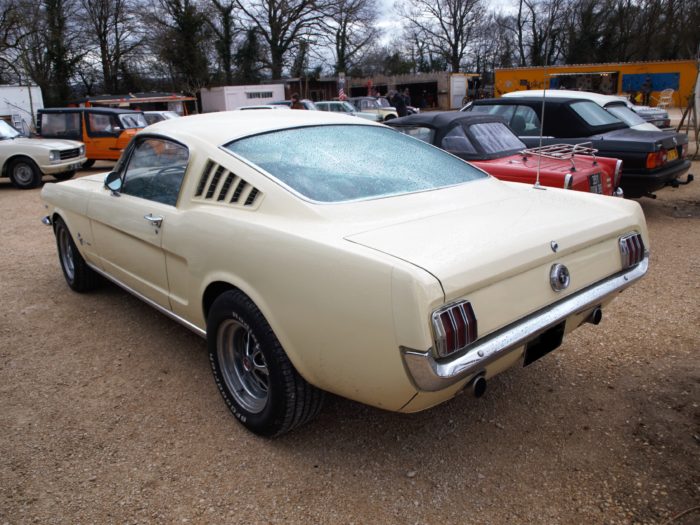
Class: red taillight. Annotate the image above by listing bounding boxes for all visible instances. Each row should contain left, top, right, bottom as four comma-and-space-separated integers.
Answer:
645, 149, 668, 169
619, 233, 645, 269
432, 301, 477, 358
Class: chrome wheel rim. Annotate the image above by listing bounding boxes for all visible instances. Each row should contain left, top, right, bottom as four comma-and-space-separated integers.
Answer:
13, 163, 34, 186
217, 319, 269, 414
58, 227, 75, 281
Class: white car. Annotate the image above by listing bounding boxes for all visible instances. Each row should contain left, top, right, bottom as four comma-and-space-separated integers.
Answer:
234, 105, 291, 111
315, 100, 382, 122
1, 119, 86, 189
502, 89, 660, 131
41, 110, 649, 436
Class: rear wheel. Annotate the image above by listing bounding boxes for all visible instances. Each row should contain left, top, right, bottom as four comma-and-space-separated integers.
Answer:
8, 158, 41, 189
54, 217, 100, 292
207, 289, 324, 437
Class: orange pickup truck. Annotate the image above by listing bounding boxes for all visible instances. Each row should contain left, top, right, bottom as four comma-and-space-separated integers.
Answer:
38, 108, 146, 167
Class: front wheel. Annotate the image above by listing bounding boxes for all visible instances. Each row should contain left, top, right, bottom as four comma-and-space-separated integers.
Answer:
207, 290, 324, 437
8, 158, 42, 189
81, 159, 95, 169
54, 217, 100, 292
53, 170, 75, 181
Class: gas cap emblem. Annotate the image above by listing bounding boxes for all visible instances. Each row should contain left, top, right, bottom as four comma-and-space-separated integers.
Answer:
550, 263, 570, 292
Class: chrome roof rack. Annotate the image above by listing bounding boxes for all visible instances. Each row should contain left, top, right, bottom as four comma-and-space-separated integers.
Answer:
521, 142, 598, 170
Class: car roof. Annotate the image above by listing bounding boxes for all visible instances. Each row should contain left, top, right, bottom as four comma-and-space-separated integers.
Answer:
145, 109, 380, 144
502, 89, 624, 107
39, 107, 142, 114
473, 97, 580, 107
388, 112, 505, 128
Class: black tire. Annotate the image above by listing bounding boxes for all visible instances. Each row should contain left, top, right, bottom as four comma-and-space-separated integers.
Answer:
207, 289, 324, 437
383, 114, 396, 121
54, 217, 100, 292
81, 159, 95, 169
53, 170, 75, 181
8, 157, 42, 189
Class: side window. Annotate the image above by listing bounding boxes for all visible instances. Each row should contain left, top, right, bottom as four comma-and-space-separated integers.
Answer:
472, 105, 516, 122
41, 112, 81, 140
511, 106, 541, 136
86, 113, 119, 137
121, 138, 189, 206
441, 125, 477, 155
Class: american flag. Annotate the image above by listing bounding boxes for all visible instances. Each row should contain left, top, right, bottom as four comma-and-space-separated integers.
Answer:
338, 87, 346, 100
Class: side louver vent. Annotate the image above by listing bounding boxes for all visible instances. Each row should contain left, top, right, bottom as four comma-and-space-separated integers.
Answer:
194, 160, 261, 207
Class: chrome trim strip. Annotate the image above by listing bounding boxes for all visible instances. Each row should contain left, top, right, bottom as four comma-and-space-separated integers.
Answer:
86, 262, 207, 339
402, 255, 649, 392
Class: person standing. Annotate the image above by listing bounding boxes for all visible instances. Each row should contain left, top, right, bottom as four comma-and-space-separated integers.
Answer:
290, 93, 305, 110
391, 90, 407, 117
641, 76, 652, 106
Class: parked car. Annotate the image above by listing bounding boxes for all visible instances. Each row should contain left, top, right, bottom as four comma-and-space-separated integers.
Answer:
315, 100, 382, 122
270, 99, 318, 110
464, 96, 692, 198
41, 110, 649, 437
347, 97, 398, 121
235, 105, 291, 111
377, 96, 419, 116
387, 112, 623, 196
501, 90, 662, 131
38, 108, 147, 168
144, 111, 181, 125
0, 119, 85, 189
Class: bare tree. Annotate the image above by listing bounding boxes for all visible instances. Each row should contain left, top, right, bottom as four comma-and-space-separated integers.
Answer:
321, 0, 378, 74
396, 0, 482, 73
207, 0, 237, 84
235, 0, 332, 79
79, 0, 141, 93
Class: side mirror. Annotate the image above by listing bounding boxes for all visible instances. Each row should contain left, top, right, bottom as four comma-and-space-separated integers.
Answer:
104, 171, 122, 194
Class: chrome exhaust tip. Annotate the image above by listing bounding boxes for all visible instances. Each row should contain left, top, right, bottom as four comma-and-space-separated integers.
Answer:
470, 375, 487, 398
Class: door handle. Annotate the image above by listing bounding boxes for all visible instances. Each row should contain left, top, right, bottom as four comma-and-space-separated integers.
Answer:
144, 214, 163, 228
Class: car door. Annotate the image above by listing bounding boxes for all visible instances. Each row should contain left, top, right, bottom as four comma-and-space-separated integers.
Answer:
87, 136, 189, 309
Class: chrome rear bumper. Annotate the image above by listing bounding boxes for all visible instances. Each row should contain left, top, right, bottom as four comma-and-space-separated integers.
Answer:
402, 255, 649, 392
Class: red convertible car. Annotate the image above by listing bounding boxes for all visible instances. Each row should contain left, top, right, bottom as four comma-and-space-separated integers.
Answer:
387, 113, 623, 196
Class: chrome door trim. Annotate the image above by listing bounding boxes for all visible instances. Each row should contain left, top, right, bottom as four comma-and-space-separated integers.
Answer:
86, 262, 206, 339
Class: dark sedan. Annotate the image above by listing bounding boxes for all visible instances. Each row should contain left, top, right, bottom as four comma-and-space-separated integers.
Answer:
464, 97, 692, 198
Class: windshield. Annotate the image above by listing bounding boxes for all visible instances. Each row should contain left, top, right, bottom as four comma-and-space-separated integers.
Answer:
471, 122, 525, 153
357, 98, 380, 110
118, 113, 147, 128
340, 102, 356, 113
570, 101, 622, 127
226, 125, 486, 203
604, 104, 647, 127
376, 98, 392, 108
0, 120, 19, 139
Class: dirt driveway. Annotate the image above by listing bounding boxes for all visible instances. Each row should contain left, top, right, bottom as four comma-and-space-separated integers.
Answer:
1, 161, 698, 525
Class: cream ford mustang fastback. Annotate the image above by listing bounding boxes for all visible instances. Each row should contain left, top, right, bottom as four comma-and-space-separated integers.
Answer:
41, 110, 649, 436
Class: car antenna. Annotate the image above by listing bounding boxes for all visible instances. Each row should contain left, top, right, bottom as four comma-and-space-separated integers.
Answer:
534, 31, 551, 190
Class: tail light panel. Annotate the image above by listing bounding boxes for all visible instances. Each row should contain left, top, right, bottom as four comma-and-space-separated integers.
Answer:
432, 300, 477, 358
619, 232, 645, 269
613, 159, 623, 187
646, 149, 667, 169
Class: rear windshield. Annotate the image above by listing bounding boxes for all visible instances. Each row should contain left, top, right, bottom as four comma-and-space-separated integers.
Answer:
570, 101, 622, 127
470, 122, 525, 153
604, 104, 647, 127
225, 125, 487, 203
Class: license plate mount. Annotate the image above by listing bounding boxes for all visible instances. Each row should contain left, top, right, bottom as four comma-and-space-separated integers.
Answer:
523, 321, 566, 366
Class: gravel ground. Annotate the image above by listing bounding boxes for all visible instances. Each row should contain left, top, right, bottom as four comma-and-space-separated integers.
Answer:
1, 154, 698, 525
